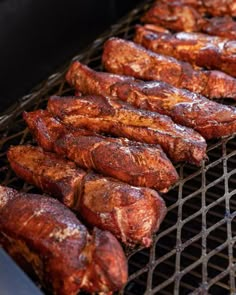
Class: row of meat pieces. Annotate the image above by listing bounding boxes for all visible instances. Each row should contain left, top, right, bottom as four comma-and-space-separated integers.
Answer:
5, 47, 236, 292
2, 109, 169, 294
4, 54, 236, 293
4, 3, 236, 292
140, 0, 236, 77
0, 58, 219, 295
11, 50, 236, 197
102, 37, 236, 98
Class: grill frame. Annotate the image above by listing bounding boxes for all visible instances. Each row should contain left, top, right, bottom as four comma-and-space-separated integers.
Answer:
0, 0, 236, 294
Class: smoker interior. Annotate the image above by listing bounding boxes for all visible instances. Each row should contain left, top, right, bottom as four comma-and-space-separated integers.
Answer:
0, 1, 236, 294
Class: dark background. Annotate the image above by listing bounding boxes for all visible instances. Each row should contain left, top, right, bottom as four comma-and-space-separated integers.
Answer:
0, 0, 142, 113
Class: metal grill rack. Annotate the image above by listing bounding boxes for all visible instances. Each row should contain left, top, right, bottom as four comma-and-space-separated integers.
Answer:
0, 0, 236, 294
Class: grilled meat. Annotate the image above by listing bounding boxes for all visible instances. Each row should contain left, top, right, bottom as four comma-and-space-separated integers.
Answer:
158, 0, 236, 17
102, 37, 236, 100
134, 25, 236, 78
66, 61, 135, 94
0, 185, 128, 295
201, 16, 236, 40
7, 145, 167, 247
47, 95, 207, 165
8, 145, 85, 208
141, 2, 236, 40
66, 61, 236, 139
142, 2, 203, 32
24, 110, 178, 191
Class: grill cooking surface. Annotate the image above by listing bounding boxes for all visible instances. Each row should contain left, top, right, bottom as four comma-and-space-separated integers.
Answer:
0, 1, 236, 294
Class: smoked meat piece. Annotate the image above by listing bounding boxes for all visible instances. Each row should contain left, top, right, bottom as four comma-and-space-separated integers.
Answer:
102, 37, 236, 100
0, 185, 128, 295
24, 110, 178, 192
66, 61, 236, 139
7, 145, 167, 247
160, 0, 236, 17
134, 25, 236, 78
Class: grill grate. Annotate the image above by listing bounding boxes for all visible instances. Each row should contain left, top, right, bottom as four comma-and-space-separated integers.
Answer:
0, 1, 236, 294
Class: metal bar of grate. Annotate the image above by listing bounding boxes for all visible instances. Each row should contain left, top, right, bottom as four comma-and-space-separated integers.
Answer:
0, 0, 236, 294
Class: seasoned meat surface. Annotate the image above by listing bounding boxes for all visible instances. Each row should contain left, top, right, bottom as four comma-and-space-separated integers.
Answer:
142, 2, 201, 32
24, 110, 178, 191
0, 185, 128, 295
7, 146, 167, 247
134, 25, 236, 78
66, 61, 236, 139
8, 145, 85, 208
66, 60, 135, 95
47, 96, 207, 165
112, 80, 236, 139
79, 172, 167, 248
201, 17, 236, 40
142, 2, 236, 40
102, 37, 236, 99
160, 0, 236, 17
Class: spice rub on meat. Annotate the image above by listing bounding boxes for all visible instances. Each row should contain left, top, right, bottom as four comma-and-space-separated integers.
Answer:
66, 61, 236, 139
102, 37, 236, 100
0, 185, 128, 295
141, 2, 236, 40
7, 145, 167, 247
134, 24, 236, 78
24, 109, 178, 191
47, 95, 207, 165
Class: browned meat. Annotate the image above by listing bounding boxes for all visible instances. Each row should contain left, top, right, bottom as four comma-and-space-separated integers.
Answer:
24, 110, 178, 192
160, 0, 236, 17
202, 16, 236, 40
66, 60, 135, 95
8, 145, 85, 208
66, 60, 135, 94
0, 185, 128, 295
134, 25, 236, 78
141, 2, 236, 40
142, 2, 203, 32
66, 61, 236, 139
102, 37, 236, 100
7, 145, 167, 247
47, 95, 207, 165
